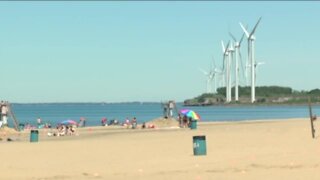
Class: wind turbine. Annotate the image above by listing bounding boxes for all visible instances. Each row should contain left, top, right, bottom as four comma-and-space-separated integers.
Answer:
240, 17, 262, 103
246, 61, 265, 85
211, 56, 222, 94
229, 31, 245, 102
254, 61, 265, 85
199, 68, 213, 93
221, 41, 230, 102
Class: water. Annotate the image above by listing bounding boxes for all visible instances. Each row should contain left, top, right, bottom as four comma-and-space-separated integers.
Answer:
8, 103, 320, 127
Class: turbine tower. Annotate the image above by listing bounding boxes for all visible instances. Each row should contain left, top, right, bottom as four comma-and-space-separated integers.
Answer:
246, 60, 265, 85
229, 32, 245, 102
221, 41, 230, 102
240, 17, 262, 103
227, 43, 234, 102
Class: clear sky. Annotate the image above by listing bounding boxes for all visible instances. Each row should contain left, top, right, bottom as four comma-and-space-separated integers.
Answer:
0, 1, 319, 103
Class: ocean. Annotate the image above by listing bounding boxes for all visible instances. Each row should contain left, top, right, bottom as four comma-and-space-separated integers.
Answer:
7, 103, 320, 127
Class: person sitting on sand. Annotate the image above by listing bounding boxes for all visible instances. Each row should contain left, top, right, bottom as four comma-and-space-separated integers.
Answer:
124, 117, 130, 128
101, 117, 107, 126
69, 125, 76, 135
142, 122, 146, 129
57, 125, 66, 136
66, 126, 71, 135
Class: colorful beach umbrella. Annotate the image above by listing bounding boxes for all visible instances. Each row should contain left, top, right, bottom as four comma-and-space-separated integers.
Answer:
59, 120, 78, 125
180, 109, 191, 114
179, 109, 201, 120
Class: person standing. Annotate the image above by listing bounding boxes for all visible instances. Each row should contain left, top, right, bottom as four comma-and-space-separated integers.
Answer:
37, 117, 42, 125
0, 101, 4, 127
168, 101, 174, 118
1, 103, 8, 126
178, 113, 182, 127
163, 103, 168, 118
182, 115, 188, 128
79, 117, 86, 127
131, 117, 137, 129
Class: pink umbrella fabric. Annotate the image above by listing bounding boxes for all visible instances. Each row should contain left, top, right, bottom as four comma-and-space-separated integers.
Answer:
59, 120, 78, 125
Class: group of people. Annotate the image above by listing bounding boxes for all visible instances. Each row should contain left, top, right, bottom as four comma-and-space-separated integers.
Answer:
162, 100, 176, 118
47, 124, 77, 137
178, 114, 192, 128
101, 117, 138, 129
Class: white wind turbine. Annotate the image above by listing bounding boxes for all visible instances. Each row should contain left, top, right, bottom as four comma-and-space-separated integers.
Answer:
229, 31, 245, 102
221, 41, 231, 102
211, 56, 222, 94
246, 61, 265, 84
254, 61, 265, 85
199, 62, 216, 94
240, 17, 262, 103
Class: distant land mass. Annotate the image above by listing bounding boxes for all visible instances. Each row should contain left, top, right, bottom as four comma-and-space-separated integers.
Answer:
184, 86, 320, 106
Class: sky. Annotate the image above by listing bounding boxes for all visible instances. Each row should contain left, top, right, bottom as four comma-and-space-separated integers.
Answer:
0, 1, 319, 103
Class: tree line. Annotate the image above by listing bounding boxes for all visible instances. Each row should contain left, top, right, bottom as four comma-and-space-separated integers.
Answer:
185, 86, 320, 105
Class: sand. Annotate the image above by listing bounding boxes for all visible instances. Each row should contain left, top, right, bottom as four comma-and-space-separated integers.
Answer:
0, 118, 319, 180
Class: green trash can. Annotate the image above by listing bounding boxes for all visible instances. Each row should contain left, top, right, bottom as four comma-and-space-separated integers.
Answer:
30, 130, 39, 142
193, 135, 206, 156
190, 120, 197, 130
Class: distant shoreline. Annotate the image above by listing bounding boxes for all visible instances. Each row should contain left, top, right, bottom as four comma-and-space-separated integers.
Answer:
9, 102, 320, 106
183, 102, 320, 107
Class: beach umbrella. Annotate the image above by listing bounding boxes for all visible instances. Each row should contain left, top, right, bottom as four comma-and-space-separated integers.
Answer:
179, 109, 201, 120
59, 120, 78, 125
180, 109, 191, 114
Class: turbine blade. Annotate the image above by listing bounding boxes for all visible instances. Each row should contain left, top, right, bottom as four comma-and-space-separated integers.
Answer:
250, 17, 262, 37
225, 41, 230, 54
239, 33, 245, 45
229, 32, 237, 42
221, 40, 226, 53
239, 24, 248, 46
222, 56, 226, 71
239, 22, 250, 38
212, 55, 216, 68
239, 51, 246, 82
199, 68, 208, 75
210, 61, 214, 72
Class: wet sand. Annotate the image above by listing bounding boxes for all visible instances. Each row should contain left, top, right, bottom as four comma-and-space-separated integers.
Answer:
0, 118, 319, 180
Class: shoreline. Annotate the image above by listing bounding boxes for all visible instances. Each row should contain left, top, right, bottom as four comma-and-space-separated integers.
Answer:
0, 117, 311, 142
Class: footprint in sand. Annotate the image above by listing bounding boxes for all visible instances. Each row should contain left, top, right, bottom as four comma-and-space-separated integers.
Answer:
82, 172, 101, 178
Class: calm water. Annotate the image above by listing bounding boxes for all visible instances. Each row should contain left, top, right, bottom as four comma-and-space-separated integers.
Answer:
8, 103, 320, 127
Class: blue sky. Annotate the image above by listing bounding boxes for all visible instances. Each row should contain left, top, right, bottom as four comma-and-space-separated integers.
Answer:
0, 2, 319, 103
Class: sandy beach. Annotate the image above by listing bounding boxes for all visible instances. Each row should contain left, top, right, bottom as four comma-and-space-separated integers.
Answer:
0, 118, 319, 180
